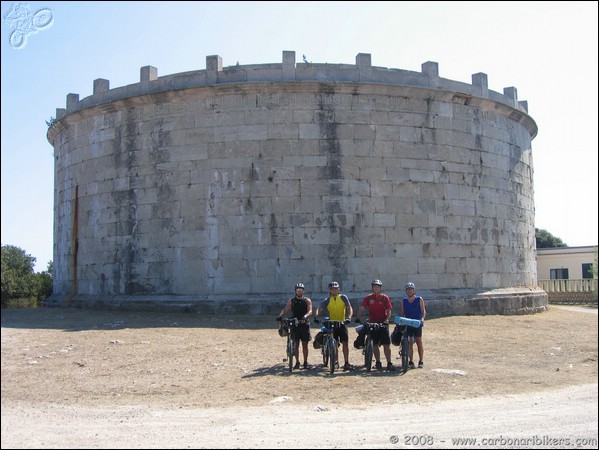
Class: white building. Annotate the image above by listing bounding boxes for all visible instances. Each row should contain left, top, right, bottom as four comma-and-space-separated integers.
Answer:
537, 245, 597, 280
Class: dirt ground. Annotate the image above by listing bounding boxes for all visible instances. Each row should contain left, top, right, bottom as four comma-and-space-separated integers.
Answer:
2, 304, 598, 449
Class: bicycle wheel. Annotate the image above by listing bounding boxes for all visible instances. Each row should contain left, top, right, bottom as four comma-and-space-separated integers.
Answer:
400, 333, 409, 372
322, 337, 329, 367
287, 335, 295, 372
328, 338, 336, 374
364, 337, 373, 372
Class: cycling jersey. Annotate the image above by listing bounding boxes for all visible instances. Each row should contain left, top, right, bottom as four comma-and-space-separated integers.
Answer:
320, 294, 350, 321
291, 297, 309, 319
361, 293, 392, 322
402, 296, 424, 325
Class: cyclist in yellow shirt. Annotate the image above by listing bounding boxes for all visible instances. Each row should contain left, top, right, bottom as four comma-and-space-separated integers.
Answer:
316, 281, 354, 371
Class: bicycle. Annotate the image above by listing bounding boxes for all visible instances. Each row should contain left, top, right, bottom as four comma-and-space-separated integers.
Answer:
393, 315, 423, 372
276, 317, 299, 372
314, 317, 349, 374
355, 319, 388, 372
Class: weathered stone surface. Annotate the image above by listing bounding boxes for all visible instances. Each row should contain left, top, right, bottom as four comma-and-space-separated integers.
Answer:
47, 51, 545, 315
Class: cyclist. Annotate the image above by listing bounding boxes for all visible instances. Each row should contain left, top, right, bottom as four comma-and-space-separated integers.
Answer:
399, 282, 426, 369
316, 281, 354, 371
354, 279, 395, 371
276, 283, 313, 370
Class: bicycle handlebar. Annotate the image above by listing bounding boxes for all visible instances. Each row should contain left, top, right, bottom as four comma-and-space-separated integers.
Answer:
355, 318, 388, 327
314, 317, 350, 325
278, 317, 312, 328
363, 321, 389, 332
279, 317, 299, 327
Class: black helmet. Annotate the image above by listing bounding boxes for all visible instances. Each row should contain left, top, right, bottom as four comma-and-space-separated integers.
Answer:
405, 282, 416, 290
328, 281, 340, 289
295, 283, 305, 290
371, 279, 383, 286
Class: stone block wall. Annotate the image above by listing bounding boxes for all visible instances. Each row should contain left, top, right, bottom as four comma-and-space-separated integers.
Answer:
47, 51, 545, 315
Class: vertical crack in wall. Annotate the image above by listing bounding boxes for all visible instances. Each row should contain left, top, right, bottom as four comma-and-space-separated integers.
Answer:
318, 84, 348, 284
71, 185, 79, 300
111, 111, 153, 294
147, 116, 175, 294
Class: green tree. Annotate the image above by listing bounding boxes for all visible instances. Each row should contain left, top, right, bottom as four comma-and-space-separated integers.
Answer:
535, 228, 567, 248
33, 260, 53, 302
1, 245, 52, 307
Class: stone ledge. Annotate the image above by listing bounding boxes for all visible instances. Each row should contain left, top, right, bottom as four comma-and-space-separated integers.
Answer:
45, 287, 548, 317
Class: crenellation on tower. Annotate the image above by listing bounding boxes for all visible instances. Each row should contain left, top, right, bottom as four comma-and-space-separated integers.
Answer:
206, 54, 222, 85
355, 52, 372, 68
421, 61, 439, 88
93, 78, 109, 95
140, 65, 158, 83
503, 86, 518, 107
282, 50, 296, 81
66, 93, 79, 111
471, 72, 488, 98
53, 51, 532, 126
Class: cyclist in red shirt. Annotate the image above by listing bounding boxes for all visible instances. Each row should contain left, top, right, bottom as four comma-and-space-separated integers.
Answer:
354, 279, 395, 371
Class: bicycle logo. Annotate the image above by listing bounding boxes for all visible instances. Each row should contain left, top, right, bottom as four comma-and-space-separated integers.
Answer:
4, 3, 54, 49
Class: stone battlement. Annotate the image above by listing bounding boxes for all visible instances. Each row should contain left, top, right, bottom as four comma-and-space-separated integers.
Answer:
52, 51, 533, 136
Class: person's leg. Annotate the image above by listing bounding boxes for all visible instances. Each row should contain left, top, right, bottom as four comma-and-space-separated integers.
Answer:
372, 344, 384, 369
380, 328, 393, 366
298, 325, 311, 368
383, 344, 392, 364
293, 341, 301, 368
373, 344, 381, 363
342, 341, 349, 364
416, 336, 424, 365
337, 327, 350, 365
408, 335, 416, 368
301, 339, 309, 364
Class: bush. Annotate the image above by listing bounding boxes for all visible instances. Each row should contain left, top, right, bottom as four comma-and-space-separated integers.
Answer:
1, 245, 52, 308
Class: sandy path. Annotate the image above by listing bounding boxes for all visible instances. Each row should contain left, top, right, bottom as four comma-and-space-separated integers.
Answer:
2, 383, 597, 449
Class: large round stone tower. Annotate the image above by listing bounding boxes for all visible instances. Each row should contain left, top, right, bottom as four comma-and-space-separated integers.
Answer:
47, 51, 547, 315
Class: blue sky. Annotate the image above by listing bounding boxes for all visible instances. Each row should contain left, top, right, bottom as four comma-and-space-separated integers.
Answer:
2, 1, 597, 272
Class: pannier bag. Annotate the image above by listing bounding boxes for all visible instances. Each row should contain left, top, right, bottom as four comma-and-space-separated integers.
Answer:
391, 325, 403, 346
353, 324, 366, 349
313, 331, 324, 349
